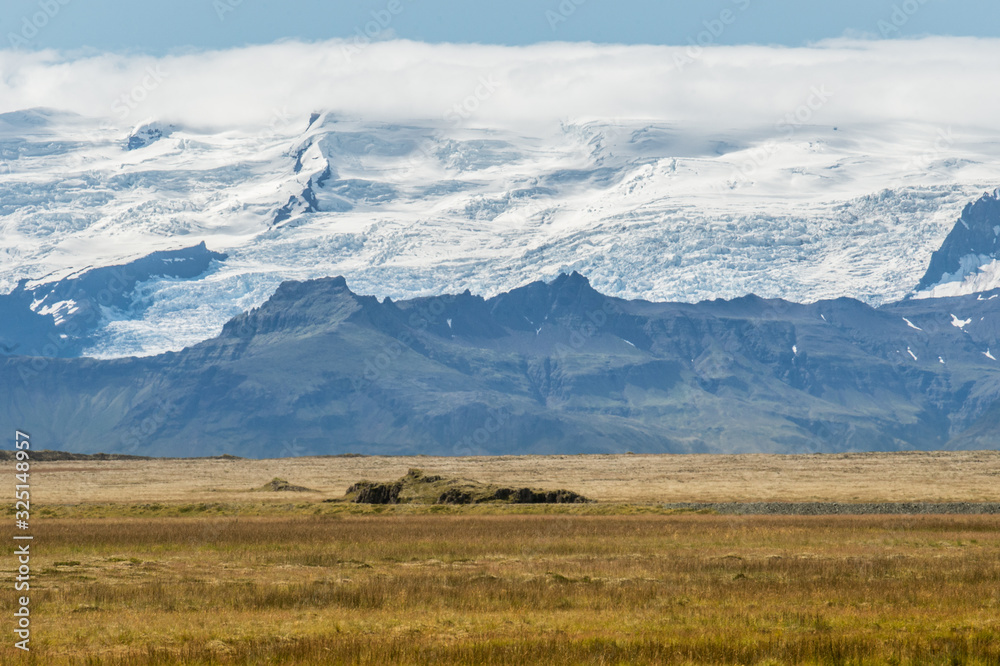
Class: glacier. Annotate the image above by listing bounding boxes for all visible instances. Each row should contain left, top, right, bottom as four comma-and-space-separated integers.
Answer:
2, 108, 1000, 358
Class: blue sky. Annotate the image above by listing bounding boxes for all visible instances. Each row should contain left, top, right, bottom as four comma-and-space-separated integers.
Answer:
3, 0, 997, 53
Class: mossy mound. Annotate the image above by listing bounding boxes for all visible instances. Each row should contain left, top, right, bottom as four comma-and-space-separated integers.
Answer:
255, 477, 315, 492
345, 468, 589, 505
0, 450, 154, 461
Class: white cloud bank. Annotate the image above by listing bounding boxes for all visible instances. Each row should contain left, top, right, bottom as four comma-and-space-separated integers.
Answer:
1, 37, 999, 132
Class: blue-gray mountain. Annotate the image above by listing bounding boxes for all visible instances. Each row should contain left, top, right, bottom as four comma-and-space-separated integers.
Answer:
3, 192, 1000, 457
0, 242, 225, 357
918, 189, 1000, 291
1, 270, 999, 456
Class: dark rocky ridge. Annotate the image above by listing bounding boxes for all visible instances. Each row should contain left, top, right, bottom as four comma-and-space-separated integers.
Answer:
0, 242, 226, 357
917, 189, 1000, 291
2, 270, 1000, 456
0, 450, 156, 461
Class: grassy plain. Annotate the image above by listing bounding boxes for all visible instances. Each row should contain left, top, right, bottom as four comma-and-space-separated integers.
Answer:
24, 449, 1000, 504
2, 452, 999, 664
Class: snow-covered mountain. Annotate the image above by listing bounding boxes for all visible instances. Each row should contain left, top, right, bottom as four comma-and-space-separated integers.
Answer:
914, 189, 1000, 299
3, 107, 1000, 358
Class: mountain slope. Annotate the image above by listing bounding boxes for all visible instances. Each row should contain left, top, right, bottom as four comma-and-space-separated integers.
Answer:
0, 243, 226, 357
4, 110, 1000, 357
917, 189, 1000, 292
3, 274, 999, 457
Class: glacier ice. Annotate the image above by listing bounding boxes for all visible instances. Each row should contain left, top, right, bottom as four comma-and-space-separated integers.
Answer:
2, 111, 1000, 358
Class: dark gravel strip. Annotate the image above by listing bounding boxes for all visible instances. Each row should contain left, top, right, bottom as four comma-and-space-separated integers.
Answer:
662, 502, 1000, 515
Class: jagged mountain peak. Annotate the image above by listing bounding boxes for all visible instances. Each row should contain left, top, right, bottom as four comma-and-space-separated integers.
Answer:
125, 120, 177, 151
485, 272, 608, 330
244, 275, 358, 316
220, 276, 360, 340
552, 270, 592, 289
218, 272, 613, 343
917, 188, 1000, 293
271, 275, 350, 299
4, 268, 1000, 456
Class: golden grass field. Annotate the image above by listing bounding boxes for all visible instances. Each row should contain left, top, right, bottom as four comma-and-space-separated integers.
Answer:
3, 451, 1000, 664
25, 449, 1000, 504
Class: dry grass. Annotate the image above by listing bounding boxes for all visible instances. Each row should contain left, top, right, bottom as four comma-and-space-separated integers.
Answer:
6, 452, 1000, 664
27, 450, 1000, 504
2, 511, 999, 664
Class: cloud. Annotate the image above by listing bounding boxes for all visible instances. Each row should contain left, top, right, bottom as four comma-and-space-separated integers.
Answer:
0, 37, 999, 133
